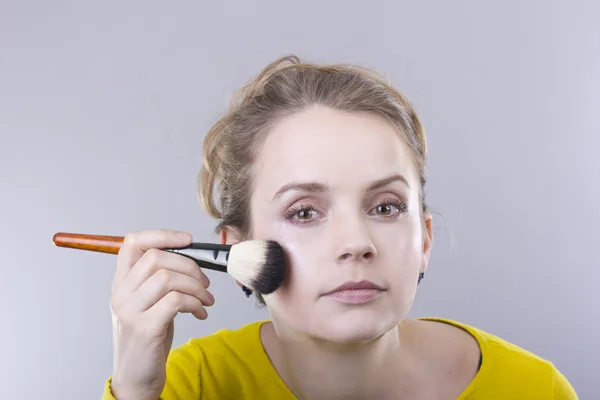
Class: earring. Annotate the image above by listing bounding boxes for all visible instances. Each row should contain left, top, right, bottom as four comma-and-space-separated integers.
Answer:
242, 285, 253, 298
417, 271, 425, 285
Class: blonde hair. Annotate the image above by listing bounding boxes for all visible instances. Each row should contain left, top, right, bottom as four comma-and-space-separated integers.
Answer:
199, 54, 428, 238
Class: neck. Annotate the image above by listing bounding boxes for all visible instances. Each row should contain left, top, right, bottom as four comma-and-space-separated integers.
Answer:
263, 319, 424, 400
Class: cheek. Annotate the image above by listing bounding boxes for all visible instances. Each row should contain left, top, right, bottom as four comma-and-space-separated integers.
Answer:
251, 215, 324, 303
385, 224, 423, 262
270, 235, 323, 307
262, 244, 320, 322
374, 218, 424, 280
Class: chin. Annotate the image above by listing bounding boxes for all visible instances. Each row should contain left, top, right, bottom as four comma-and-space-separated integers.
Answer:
312, 308, 400, 343
267, 292, 406, 344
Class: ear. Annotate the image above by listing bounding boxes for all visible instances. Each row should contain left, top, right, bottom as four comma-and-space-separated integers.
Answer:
220, 227, 245, 289
421, 212, 433, 273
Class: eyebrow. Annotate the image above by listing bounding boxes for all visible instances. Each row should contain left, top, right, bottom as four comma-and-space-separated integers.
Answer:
272, 174, 410, 200
272, 182, 328, 200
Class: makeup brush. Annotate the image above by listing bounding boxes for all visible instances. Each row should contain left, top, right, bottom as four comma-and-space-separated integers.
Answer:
52, 232, 286, 294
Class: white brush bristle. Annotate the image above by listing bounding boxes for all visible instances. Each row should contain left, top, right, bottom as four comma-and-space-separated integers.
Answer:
228, 240, 286, 294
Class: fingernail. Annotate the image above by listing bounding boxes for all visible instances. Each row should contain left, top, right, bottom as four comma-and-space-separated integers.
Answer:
207, 291, 215, 304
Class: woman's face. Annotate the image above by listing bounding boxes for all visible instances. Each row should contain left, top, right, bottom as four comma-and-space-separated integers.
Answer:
248, 105, 432, 343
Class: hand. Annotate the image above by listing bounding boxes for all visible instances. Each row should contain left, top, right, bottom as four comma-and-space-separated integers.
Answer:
108, 230, 214, 400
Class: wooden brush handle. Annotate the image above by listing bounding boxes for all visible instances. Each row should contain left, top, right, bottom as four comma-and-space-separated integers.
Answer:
53, 232, 124, 254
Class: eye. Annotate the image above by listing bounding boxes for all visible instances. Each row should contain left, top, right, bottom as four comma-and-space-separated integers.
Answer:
296, 208, 317, 220
369, 198, 407, 217
375, 204, 394, 215
284, 204, 320, 223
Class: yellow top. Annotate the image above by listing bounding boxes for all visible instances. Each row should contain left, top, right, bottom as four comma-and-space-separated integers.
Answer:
101, 318, 578, 399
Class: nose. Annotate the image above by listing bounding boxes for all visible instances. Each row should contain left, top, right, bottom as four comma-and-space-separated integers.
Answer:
338, 244, 376, 263
333, 215, 378, 264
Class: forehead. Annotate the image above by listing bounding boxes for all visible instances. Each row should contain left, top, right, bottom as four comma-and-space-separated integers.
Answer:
252, 106, 417, 195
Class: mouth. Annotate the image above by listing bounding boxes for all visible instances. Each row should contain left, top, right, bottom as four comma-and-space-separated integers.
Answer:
323, 280, 385, 304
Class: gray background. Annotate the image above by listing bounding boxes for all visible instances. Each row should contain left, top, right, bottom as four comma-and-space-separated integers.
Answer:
1, 1, 598, 399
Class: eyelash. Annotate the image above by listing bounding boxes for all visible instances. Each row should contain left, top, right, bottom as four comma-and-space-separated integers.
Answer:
371, 197, 408, 216
283, 204, 318, 222
284, 197, 408, 224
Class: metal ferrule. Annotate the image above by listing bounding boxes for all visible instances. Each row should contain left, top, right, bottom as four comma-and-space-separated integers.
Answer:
166, 243, 231, 270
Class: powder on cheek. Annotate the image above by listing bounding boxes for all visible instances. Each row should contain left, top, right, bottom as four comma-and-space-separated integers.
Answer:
279, 240, 322, 296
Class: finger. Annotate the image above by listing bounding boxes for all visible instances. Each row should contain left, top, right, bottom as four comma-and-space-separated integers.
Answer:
126, 269, 214, 314
119, 248, 209, 295
145, 291, 208, 328
113, 229, 193, 289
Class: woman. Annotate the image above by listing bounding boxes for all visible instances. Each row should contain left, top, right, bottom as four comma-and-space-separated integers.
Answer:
103, 55, 577, 399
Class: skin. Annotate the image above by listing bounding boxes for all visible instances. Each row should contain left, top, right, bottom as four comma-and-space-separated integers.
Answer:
221, 105, 482, 399
108, 105, 480, 400
110, 230, 214, 400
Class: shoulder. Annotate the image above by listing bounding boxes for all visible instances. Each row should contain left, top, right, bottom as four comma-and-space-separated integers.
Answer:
163, 320, 287, 399
171, 319, 267, 362
419, 317, 578, 399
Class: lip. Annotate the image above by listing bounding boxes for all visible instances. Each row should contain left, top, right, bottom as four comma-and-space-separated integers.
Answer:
323, 280, 385, 304
326, 280, 385, 294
